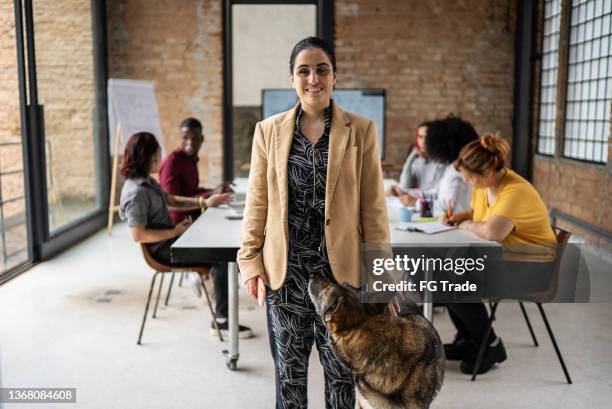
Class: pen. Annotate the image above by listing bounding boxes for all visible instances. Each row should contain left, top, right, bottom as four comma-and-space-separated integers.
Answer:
394, 226, 422, 232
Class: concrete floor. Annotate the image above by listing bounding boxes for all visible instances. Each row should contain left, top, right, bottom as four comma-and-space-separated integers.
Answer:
0, 222, 611, 409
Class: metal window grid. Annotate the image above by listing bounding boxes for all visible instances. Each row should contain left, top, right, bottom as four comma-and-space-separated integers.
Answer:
564, 0, 611, 163
537, 0, 563, 156
0, 141, 28, 271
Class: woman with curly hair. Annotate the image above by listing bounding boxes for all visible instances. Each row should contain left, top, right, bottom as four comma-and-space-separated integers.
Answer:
395, 115, 478, 214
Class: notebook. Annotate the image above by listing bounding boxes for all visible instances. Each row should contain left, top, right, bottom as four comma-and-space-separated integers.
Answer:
395, 221, 457, 234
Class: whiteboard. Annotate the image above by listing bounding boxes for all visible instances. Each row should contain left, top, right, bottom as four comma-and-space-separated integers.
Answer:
107, 79, 165, 155
262, 89, 385, 158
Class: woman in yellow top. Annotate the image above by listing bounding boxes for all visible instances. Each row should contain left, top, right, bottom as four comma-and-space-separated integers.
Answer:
442, 132, 556, 375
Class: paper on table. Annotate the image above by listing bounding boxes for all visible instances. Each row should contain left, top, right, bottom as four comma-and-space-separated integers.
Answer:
395, 221, 457, 234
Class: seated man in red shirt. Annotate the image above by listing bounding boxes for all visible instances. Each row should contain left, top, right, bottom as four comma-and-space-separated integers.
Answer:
160, 118, 219, 224
160, 117, 252, 338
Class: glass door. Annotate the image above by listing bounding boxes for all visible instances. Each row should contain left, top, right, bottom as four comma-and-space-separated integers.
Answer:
31, 1, 101, 233
1, 0, 109, 280
231, 4, 317, 177
223, 0, 333, 181
0, 0, 30, 273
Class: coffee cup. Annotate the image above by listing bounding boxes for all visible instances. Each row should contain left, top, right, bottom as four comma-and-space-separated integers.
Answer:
399, 206, 415, 222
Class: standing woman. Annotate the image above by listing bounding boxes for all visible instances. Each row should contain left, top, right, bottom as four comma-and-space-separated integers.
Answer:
237, 37, 389, 408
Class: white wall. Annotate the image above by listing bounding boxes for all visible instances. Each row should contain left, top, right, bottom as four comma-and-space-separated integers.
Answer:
232, 4, 316, 107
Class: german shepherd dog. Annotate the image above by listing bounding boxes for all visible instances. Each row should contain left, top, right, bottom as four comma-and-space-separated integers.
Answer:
308, 277, 444, 409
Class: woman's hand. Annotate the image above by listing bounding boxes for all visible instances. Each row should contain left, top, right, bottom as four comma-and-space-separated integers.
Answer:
206, 192, 234, 208
442, 213, 462, 226
172, 216, 192, 237
246, 275, 267, 306
399, 194, 416, 206
442, 210, 473, 226
387, 298, 400, 316
386, 185, 405, 197
245, 276, 258, 300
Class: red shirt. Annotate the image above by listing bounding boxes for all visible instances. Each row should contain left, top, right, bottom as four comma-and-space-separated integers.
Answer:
159, 147, 210, 224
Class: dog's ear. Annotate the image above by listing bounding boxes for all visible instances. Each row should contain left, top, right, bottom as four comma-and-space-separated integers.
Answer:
325, 295, 360, 333
324, 295, 344, 323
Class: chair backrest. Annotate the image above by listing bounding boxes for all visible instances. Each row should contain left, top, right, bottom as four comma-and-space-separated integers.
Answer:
552, 226, 572, 246
140, 243, 172, 272
526, 225, 572, 302
139, 243, 210, 276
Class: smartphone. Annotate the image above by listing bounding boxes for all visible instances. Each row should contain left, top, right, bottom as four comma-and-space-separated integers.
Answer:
221, 181, 236, 193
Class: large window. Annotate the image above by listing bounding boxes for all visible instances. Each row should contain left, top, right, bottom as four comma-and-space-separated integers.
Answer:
32, 1, 100, 232
0, 0, 29, 271
537, 0, 562, 155
563, 0, 611, 162
536, 0, 611, 164
1, 0, 109, 281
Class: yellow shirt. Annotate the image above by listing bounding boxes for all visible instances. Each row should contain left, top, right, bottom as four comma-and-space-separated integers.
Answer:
471, 169, 556, 260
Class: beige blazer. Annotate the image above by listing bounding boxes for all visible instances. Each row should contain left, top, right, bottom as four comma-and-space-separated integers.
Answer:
237, 103, 390, 290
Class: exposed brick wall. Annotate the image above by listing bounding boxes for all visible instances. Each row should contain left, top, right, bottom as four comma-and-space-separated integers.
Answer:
106, 0, 223, 186
106, 0, 515, 184
533, 156, 611, 250
105, 0, 611, 251
6, 0, 608, 250
0, 0, 24, 219
334, 0, 517, 172
1, 0, 97, 224
33, 1, 97, 204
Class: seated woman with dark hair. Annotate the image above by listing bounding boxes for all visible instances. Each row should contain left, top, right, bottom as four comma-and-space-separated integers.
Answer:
442, 132, 557, 375
394, 115, 478, 214
118, 132, 253, 338
118, 132, 232, 264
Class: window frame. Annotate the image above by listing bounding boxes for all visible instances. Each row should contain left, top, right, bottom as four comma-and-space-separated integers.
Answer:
2, 0, 110, 284
535, 0, 610, 166
561, 0, 611, 163
535, 0, 563, 157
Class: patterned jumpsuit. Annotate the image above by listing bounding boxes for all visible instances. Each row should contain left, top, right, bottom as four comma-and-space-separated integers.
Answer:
265, 104, 356, 409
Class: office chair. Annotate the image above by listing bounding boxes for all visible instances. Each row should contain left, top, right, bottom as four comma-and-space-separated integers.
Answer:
137, 244, 223, 344
472, 226, 572, 384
